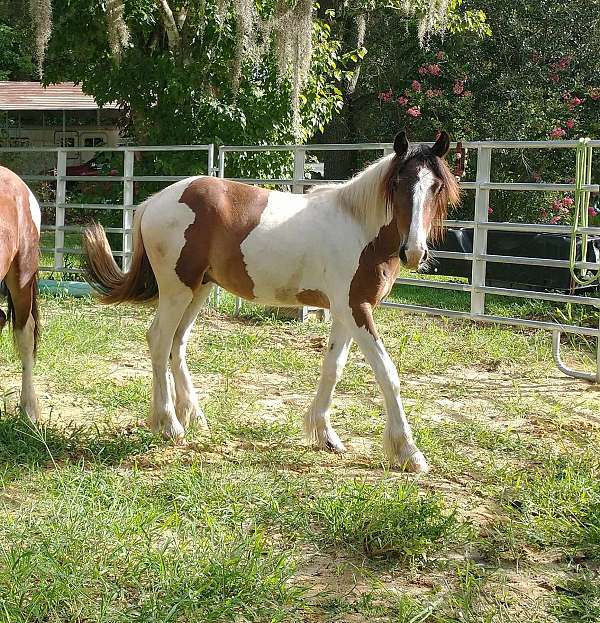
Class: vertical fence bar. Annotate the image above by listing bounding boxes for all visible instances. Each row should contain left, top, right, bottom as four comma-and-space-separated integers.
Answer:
215, 147, 226, 308
471, 146, 492, 316
122, 149, 135, 271
218, 149, 226, 178
54, 149, 67, 271
207, 144, 215, 176
292, 148, 306, 194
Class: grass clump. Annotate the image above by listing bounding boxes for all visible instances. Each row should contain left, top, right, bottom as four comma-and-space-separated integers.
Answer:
311, 479, 469, 559
552, 572, 600, 623
490, 454, 600, 561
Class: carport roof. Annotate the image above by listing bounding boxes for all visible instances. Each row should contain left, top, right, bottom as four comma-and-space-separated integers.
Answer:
0, 82, 119, 111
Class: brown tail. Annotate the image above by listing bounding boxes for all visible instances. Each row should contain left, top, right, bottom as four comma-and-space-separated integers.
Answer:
83, 208, 158, 304
4, 277, 40, 355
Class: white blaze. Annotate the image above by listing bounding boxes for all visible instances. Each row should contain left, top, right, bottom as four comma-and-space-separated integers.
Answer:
406, 167, 434, 261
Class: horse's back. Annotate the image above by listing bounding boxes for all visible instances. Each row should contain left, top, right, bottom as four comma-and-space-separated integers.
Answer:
139, 175, 364, 306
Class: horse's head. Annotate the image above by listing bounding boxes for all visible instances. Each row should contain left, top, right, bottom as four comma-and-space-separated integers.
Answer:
383, 130, 460, 269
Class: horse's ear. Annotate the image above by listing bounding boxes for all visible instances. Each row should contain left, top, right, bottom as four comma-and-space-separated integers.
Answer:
393, 131, 409, 158
432, 130, 450, 157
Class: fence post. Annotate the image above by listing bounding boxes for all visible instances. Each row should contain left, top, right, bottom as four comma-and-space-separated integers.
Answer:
207, 144, 215, 176
218, 148, 226, 178
122, 149, 135, 271
54, 149, 67, 271
215, 147, 226, 308
292, 147, 305, 194
471, 146, 492, 316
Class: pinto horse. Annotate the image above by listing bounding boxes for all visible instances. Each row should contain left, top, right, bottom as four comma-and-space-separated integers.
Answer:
84, 131, 459, 472
0, 165, 41, 421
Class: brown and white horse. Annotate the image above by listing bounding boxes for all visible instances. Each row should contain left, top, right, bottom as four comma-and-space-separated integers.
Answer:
0, 165, 41, 421
84, 131, 459, 472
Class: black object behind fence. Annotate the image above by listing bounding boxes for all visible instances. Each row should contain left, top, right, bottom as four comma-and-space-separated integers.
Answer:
423, 229, 600, 292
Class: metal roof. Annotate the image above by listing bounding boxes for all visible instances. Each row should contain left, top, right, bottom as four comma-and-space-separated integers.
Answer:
0, 82, 119, 111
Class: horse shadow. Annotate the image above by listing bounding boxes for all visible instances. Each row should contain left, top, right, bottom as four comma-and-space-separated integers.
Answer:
0, 407, 162, 480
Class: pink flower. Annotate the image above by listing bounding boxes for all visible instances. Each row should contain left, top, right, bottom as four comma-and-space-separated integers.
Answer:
550, 215, 562, 224
588, 207, 598, 217
406, 106, 421, 118
488, 207, 494, 215
563, 196, 574, 206
589, 87, 600, 101
411, 80, 422, 92
379, 89, 393, 103
453, 80, 465, 95
397, 96, 409, 106
427, 63, 442, 76
418, 66, 428, 76
436, 51, 445, 60
549, 73, 560, 83
552, 56, 572, 71
550, 127, 566, 139
566, 119, 575, 129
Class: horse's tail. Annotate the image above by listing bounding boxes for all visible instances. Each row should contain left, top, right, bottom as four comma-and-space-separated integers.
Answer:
83, 204, 158, 304
2, 277, 40, 355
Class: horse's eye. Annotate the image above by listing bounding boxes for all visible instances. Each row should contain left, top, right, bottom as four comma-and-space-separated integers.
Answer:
437, 184, 445, 195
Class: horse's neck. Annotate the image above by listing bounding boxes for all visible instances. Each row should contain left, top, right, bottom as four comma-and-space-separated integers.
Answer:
365, 220, 401, 261
337, 156, 393, 243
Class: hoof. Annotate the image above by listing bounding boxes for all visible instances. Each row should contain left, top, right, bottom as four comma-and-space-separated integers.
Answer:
20, 398, 40, 423
188, 406, 209, 431
163, 421, 186, 442
322, 428, 347, 453
399, 450, 430, 474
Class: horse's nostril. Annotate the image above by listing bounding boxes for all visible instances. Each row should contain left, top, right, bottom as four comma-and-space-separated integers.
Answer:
399, 245, 407, 264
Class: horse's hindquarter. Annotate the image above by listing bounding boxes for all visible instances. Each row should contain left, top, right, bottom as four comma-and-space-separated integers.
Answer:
0, 167, 40, 284
241, 190, 364, 308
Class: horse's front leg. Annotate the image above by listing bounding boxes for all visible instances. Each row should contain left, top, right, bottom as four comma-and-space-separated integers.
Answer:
337, 303, 429, 473
305, 317, 352, 453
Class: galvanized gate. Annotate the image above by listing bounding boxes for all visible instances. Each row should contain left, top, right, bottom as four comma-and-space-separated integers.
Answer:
1, 140, 598, 382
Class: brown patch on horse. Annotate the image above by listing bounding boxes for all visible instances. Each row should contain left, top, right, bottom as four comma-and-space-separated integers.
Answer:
296, 289, 330, 309
348, 221, 402, 339
176, 178, 269, 298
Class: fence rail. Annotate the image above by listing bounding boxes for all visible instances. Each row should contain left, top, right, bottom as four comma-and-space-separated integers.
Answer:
1, 140, 598, 382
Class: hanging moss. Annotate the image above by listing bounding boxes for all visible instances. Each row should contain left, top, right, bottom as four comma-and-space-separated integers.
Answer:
106, 0, 130, 63
29, 0, 52, 77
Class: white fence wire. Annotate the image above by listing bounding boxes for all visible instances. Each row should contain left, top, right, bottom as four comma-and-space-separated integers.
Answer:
1, 140, 598, 382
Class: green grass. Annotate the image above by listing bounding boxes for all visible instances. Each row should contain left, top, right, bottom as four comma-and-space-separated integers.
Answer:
0, 292, 599, 621
311, 479, 469, 559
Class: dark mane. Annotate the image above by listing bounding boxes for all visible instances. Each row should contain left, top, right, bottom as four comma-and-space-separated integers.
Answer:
382, 143, 461, 242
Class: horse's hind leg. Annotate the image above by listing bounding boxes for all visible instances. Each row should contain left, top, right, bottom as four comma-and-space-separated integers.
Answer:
170, 283, 213, 430
4, 274, 40, 422
304, 317, 352, 453
147, 286, 193, 440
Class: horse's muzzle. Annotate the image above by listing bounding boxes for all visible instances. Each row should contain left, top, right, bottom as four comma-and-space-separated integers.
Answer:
399, 244, 428, 269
